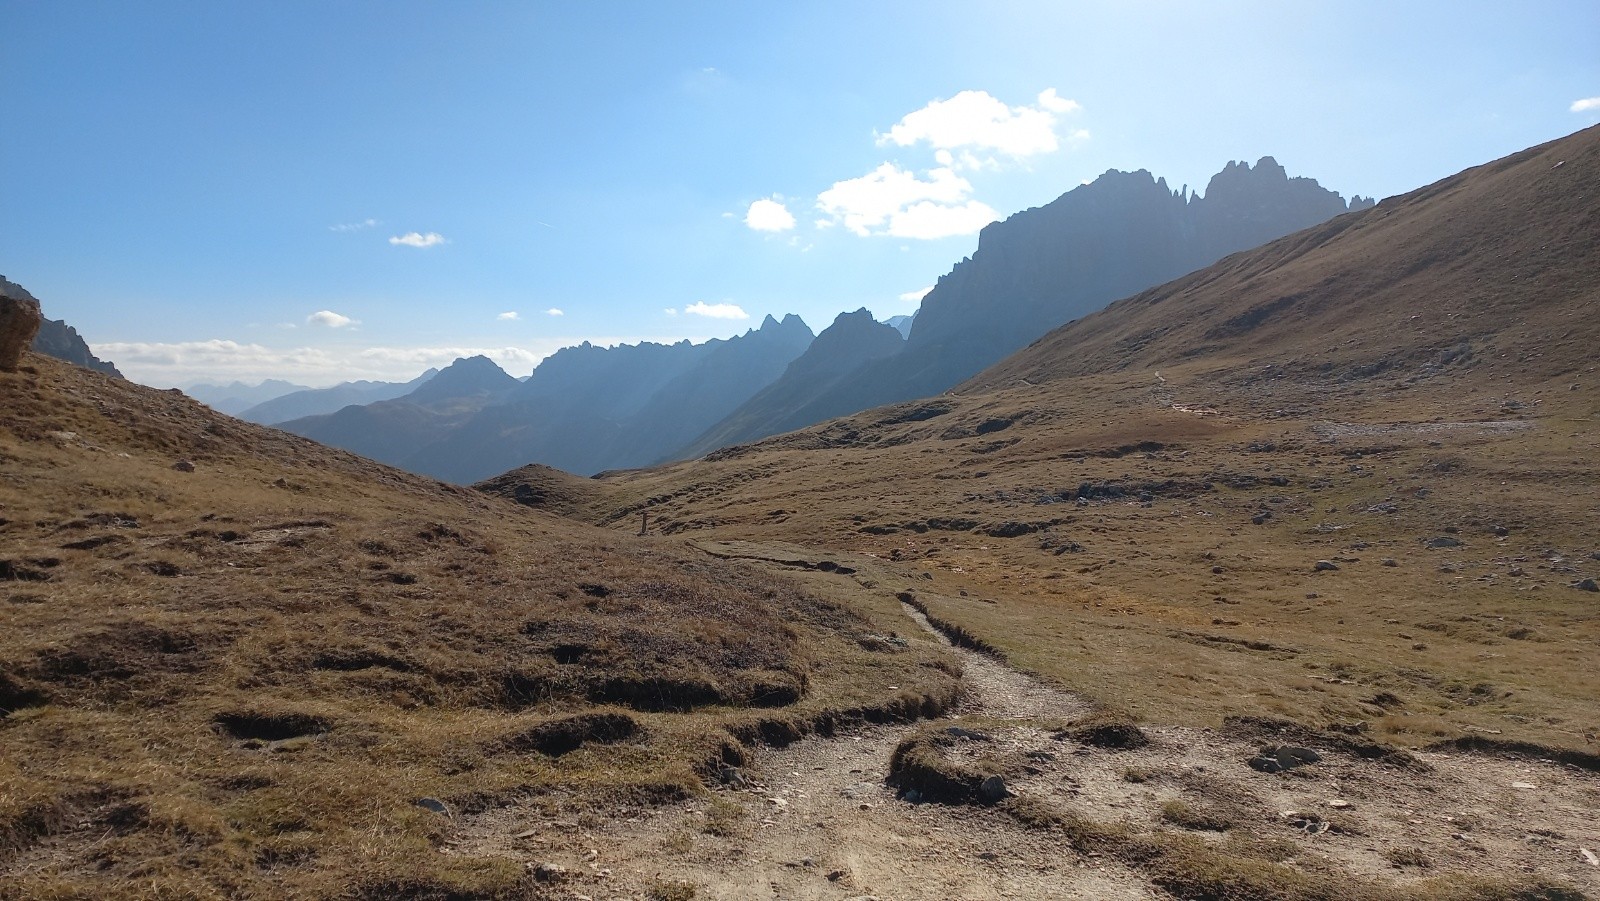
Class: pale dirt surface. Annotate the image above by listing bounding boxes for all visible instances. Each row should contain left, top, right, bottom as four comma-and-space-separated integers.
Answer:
447, 549, 1600, 900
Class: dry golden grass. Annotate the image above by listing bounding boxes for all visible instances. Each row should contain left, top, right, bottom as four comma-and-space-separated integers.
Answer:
0, 356, 962, 899
571, 363, 1600, 762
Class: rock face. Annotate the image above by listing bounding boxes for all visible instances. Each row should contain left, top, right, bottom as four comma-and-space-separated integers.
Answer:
0, 294, 43, 372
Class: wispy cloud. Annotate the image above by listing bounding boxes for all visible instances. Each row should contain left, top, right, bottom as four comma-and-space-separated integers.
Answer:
1572, 97, 1600, 113
682, 301, 749, 320
545, 308, 565, 317
329, 218, 379, 233
388, 231, 447, 248
899, 286, 933, 303
744, 197, 796, 232
307, 310, 356, 328
497, 311, 520, 321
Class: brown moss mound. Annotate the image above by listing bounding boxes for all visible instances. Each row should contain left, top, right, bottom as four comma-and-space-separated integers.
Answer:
504, 711, 642, 757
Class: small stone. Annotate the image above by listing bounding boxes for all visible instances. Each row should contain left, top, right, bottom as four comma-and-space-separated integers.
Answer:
1313, 560, 1339, 572
1327, 799, 1352, 809
1512, 781, 1536, 789
977, 851, 999, 860
1382, 558, 1398, 567
1248, 756, 1283, 774
1273, 746, 1321, 769
1211, 565, 1225, 574
827, 869, 846, 881
1425, 536, 1463, 549
172, 460, 195, 472
1574, 578, 1599, 592
412, 797, 450, 817
977, 775, 1009, 805
766, 797, 787, 808
530, 862, 567, 883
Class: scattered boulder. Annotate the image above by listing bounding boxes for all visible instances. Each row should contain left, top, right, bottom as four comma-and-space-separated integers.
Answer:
0, 294, 43, 372
1574, 578, 1599, 593
1313, 560, 1339, 572
1425, 536, 1463, 549
1250, 744, 1321, 773
977, 775, 1009, 805
1382, 558, 1399, 567
172, 460, 196, 473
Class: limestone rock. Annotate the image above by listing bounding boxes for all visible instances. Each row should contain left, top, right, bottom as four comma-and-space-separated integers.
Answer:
0, 294, 43, 372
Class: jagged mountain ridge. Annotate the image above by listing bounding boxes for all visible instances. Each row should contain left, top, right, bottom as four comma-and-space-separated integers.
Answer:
665, 157, 1370, 464
401, 313, 815, 480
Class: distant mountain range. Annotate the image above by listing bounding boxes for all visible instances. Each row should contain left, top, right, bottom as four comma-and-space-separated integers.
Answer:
271, 155, 1370, 482
234, 370, 439, 424
186, 379, 312, 415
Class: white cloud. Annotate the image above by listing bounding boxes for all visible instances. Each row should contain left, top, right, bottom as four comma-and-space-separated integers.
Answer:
744, 197, 796, 232
1036, 88, 1080, 114
497, 311, 520, 321
1572, 97, 1600, 113
663, 308, 678, 316
307, 310, 356, 328
878, 89, 1079, 160
899, 286, 933, 303
545, 308, 564, 317
683, 301, 749, 320
329, 218, 379, 233
388, 231, 447, 248
817, 163, 997, 237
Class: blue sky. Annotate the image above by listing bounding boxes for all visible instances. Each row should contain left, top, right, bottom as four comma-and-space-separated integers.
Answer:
3, 1, 1597, 387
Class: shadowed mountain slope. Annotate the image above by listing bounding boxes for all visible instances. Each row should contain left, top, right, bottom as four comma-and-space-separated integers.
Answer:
276, 355, 518, 467
402, 313, 815, 481
676, 309, 905, 462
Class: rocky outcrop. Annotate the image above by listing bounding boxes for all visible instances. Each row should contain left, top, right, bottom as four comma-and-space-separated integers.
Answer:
31, 319, 124, 377
0, 294, 43, 372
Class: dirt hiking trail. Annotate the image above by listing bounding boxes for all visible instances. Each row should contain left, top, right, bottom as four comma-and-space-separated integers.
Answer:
450, 542, 1600, 900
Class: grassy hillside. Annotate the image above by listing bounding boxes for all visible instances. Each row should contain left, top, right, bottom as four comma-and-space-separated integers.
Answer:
0, 356, 960, 899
